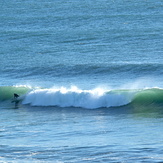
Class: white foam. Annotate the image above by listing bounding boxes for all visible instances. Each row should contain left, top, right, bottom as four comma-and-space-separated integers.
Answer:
22, 86, 135, 109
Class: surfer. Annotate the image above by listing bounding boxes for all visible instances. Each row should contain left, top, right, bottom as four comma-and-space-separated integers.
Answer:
13, 93, 19, 108
14, 93, 19, 99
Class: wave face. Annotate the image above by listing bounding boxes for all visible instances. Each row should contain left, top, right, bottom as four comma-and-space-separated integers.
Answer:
132, 88, 163, 105
0, 86, 30, 101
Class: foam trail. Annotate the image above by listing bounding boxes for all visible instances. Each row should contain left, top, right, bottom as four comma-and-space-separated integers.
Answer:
22, 87, 135, 109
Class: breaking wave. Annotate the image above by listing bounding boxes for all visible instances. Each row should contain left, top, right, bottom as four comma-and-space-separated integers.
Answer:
1, 85, 163, 109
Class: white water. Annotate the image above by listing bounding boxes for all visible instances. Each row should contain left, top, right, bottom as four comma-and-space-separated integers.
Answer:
22, 86, 135, 109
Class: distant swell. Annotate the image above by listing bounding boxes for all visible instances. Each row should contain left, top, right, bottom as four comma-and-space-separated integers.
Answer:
2, 63, 163, 78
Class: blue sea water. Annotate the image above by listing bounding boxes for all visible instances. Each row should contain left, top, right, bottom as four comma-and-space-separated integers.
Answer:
0, 0, 163, 162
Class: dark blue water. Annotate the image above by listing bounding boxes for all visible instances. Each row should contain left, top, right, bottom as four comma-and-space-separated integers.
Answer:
0, 0, 163, 162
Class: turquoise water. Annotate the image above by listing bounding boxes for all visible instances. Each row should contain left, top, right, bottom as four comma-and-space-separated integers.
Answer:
1, 0, 163, 162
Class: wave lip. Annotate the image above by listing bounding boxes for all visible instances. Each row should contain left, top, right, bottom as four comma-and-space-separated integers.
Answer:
22, 87, 135, 109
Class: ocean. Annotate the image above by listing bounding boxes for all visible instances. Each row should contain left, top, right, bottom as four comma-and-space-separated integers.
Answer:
0, 0, 163, 162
